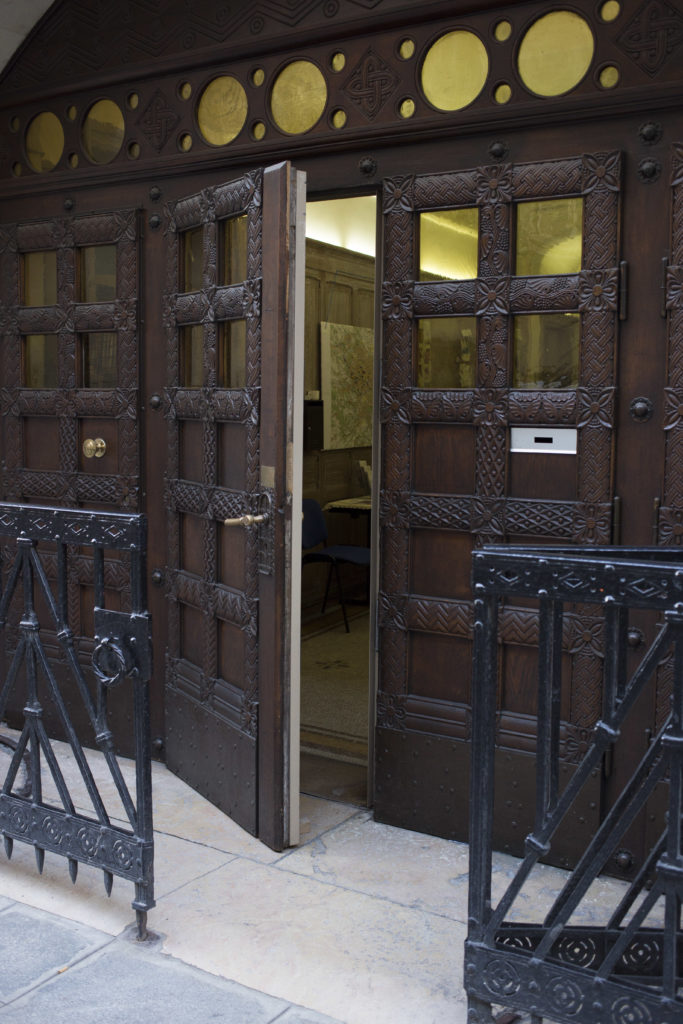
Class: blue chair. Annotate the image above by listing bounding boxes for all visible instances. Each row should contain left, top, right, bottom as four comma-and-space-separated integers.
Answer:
302, 499, 370, 632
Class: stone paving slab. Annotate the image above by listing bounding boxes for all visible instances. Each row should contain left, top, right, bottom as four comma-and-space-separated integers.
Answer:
0, 929, 342, 1023
0, 903, 111, 1004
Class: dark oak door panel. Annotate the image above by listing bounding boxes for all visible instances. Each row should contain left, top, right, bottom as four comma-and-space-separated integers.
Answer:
0, 208, 142, 751
375, 154, 621, 866
162, 163, 303, 849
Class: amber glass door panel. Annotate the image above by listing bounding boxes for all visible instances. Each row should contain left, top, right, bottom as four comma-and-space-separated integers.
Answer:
377, 154, 620, 862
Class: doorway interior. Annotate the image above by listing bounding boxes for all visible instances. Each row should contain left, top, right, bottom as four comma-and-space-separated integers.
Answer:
299, 194, 377, 809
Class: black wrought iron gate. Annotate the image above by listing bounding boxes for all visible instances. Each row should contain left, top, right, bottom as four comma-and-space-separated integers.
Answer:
466, 545, 683, 1024
0, 504, 154, 938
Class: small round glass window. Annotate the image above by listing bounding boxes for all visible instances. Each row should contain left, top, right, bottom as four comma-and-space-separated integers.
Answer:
270, 60, 327, 135
421, 31, 489, 111
517, 11, 594, 97
82, 100, 125, 164
197, 76, 248, 146
25, 112, 64, 172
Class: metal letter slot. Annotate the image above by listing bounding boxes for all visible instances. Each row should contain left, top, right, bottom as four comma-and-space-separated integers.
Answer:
510, 427, 577, 455
223, 513, 268, 527
82, 437, 107, 459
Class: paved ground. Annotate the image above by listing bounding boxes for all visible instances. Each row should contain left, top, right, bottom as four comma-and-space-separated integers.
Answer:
0, 740, 635, 1023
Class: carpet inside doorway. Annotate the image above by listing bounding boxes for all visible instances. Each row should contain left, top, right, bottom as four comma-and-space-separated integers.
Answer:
300, 751, 367, 807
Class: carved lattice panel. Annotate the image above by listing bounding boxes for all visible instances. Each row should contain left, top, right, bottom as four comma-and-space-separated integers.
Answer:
375, 153, 621, 851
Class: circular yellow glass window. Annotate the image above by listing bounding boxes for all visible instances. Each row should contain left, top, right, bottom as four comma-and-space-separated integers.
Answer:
421, 31, 489, 111
25, 112, 64, 172
82, 100, 125, 164
197, 76, 248, 146
517, 11, 594, 97
270, 60, 327, 135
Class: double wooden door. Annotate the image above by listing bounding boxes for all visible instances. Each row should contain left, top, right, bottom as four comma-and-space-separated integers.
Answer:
1, 133, 680, 866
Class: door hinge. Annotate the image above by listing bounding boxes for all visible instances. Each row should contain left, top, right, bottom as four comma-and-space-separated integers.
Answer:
619, 260, 628, 321
661, 256, 669, 318
611, 495, 621, 545
652, 496, 661, 545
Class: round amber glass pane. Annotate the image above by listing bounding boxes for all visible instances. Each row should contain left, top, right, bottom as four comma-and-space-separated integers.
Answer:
599, 64, 620, 88
494, 20, 512, 42
82, 100, 125, 164
197, 76, 248, 146
271, 61, 327, 135
26, 112, 64, 172
495, 83, 512, 104
518, 12, 594, 97
600, 1, 621, 21
421, 31, 489, 111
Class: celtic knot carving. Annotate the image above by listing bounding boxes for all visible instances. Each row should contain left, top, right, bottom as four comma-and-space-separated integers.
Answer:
383, 177, 415, 215
578, 269, 619, 312
616, 0, 683, 75
582, 152, 621, 193
343, 49, 399, 120
376, 691, 407, 731
137, 90, 180, 152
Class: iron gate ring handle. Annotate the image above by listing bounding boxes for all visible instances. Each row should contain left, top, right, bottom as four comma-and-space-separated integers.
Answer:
92, 638, 132, 687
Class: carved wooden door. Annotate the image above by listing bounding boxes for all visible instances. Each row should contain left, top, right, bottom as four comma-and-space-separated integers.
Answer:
161, 163, 304, 850
0, 207, 142, 743
375, 153, 622, 866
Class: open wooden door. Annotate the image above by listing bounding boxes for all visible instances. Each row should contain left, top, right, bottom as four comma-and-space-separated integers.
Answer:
162, 162, 305, 851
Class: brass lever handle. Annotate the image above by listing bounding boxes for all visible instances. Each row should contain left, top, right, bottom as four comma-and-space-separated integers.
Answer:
223, 513, 267, 527
82, 437, 107, 459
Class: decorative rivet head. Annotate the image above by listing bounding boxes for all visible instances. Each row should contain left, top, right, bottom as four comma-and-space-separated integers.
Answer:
149, 185, 162, 201
359, 157, 377, 176
638, 158, 661, 183
639, 121, 662, 145
489, 141, 508, 160
149, 213, 162, 229
64, 198, 74, 211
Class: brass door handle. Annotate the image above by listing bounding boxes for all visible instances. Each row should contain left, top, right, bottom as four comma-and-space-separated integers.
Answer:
223, 514, 267, 527
82, 437, 107, 459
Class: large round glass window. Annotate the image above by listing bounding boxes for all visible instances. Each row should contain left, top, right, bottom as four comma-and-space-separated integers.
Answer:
517, 11, 594, 97
270, 61, 327, 135
421, 31, 489, 111
25, 112, 64, 172
82, 100, 125, 164
197, 76, 248, 146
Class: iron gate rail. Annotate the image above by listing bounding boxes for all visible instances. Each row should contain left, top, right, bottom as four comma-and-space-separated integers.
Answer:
466, 545, 683, 1024
0, 503, 154, 938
